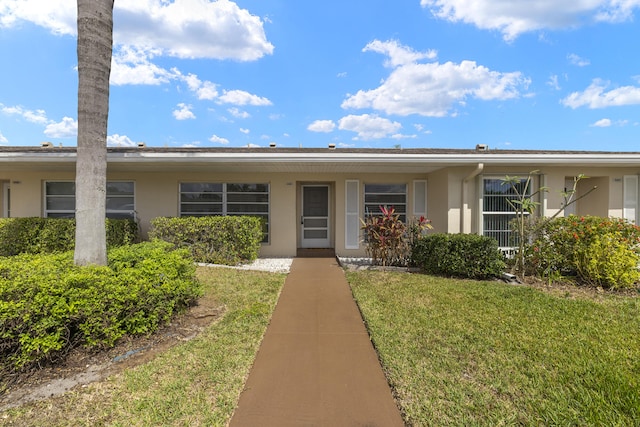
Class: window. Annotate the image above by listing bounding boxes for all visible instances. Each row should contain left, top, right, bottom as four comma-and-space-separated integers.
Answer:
44, 181, 135, 219
180, 182, 270, 242
482, 177, 529, 249
364, 183, 407, 221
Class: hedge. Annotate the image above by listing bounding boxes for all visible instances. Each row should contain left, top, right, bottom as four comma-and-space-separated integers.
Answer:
527, 216, 640, 289
149, 216, 263, 265
0, 217, 138, 256
0, 241, 201, 375
411, 233, 506, 280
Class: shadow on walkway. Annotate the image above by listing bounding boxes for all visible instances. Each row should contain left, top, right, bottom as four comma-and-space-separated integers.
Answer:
230, 257, 404, 426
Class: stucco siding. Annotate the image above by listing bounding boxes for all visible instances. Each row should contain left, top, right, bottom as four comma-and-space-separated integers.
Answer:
2, 159, 639, 258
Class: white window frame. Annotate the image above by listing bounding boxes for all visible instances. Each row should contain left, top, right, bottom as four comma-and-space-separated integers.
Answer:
364, 183, 408, 222
179, 182, 270, 242
480, 175, 531, 250
345, 180, 360, 249
43, 180, 136, 219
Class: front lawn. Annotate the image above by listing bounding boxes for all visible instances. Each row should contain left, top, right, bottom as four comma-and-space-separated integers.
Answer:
348, 271, 640, 426
1, 267, 286, 426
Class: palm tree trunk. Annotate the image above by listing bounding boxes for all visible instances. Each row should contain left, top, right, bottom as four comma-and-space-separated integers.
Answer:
74, 0, 114, 266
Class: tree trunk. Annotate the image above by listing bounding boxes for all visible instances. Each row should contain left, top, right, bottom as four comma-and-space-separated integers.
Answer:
74, 0, 114, 266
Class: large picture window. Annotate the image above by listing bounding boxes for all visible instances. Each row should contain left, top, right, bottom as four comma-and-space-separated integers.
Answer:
180, 182, 270, 242
364, 183, 407, 222
482, 177, 529, 249
44, 181, 135, 219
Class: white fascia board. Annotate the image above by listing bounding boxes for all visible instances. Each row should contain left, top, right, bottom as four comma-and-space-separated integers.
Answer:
2, 150, 640, 167
108, 151, 640, 166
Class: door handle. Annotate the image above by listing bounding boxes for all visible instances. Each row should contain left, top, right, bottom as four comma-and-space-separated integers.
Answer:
301, 216, 304, 225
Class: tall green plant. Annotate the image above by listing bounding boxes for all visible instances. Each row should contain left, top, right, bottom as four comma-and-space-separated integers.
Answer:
361, 205, 432, 266
502, 172, 597, 278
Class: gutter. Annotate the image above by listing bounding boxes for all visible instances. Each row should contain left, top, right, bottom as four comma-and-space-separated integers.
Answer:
461, 163, 484, 233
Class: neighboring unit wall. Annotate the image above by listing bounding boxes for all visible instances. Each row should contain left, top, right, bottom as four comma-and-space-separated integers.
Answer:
425, 168, 449, 234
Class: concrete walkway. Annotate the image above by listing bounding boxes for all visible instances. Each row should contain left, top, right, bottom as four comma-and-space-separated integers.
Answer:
230, 257, 404, 427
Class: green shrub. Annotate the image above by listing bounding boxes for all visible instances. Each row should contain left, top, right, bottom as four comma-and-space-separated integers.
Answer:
0, 217, 139, 256
149, 216, 263, 265
411, 233, 506, 280
528, 216, 640, 288
574, 233, 640, 289
0, 241, 201, 374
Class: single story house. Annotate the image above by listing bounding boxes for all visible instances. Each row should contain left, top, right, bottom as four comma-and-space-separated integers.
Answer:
1, 144, 640, 257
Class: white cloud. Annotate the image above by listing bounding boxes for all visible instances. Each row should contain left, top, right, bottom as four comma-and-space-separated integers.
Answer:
179, 73, 220, 100
562, 79, 640, 108
343, 41, 529, 117
591, 118, 612, 127
173, 103, 196, 120
1, 103, 79, 139
0, 0, 75, 35
567, 53, 590, 67
107, 134, 141, 147
181, 141, 202, 147
1, 0, 274, 61
1, 104, 49, 124
44, 116, 77, 138
179, 74, 270, 106
218, 90, 272, 106
115, 0, 273, 60
338, 114, 402, 140
391, 133, 417, 140
111, 46, 178, 85
209, 134, 230, 144
228, 107, 250, 119
420, 0, 640, 41
240, 128, 250, 134
307, 120, 336, 133
547, 75, 561, 90
195, 81, 220, 101
364, 39, 437, 68
0, 131, 7, 144
590, 118, 629, 127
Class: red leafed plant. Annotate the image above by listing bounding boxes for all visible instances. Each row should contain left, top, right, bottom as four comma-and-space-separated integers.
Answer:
361, 205, 432, 266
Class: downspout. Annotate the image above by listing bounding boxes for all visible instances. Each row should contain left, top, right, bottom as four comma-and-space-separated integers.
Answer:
461, 163, 484, 234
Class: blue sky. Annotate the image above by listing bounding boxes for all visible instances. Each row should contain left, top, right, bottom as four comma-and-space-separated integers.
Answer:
1, 0, 640, 150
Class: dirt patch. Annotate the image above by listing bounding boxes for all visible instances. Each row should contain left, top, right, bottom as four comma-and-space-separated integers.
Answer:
0, 293, 225, 411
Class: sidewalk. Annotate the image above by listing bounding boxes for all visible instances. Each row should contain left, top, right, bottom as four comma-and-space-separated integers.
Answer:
229, 257, 404, 427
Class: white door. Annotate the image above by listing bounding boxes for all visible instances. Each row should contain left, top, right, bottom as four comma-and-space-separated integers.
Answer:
301, 185, 331, 248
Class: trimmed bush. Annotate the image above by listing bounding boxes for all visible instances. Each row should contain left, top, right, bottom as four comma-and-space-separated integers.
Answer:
0, 217, 139, 256
411, 233, 506, 280
528, 216, 640, 288
0, 241, 201, 375
149, 216, 263, 265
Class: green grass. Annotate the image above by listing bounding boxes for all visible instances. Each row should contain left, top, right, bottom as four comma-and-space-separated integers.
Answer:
2, 267, 286, 426
347, 271, 640, 426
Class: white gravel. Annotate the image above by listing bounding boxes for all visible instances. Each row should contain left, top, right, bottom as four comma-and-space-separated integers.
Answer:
198, 258, 294, 274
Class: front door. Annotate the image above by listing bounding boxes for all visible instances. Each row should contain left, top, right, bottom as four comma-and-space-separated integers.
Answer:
301, 185, 330, 248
